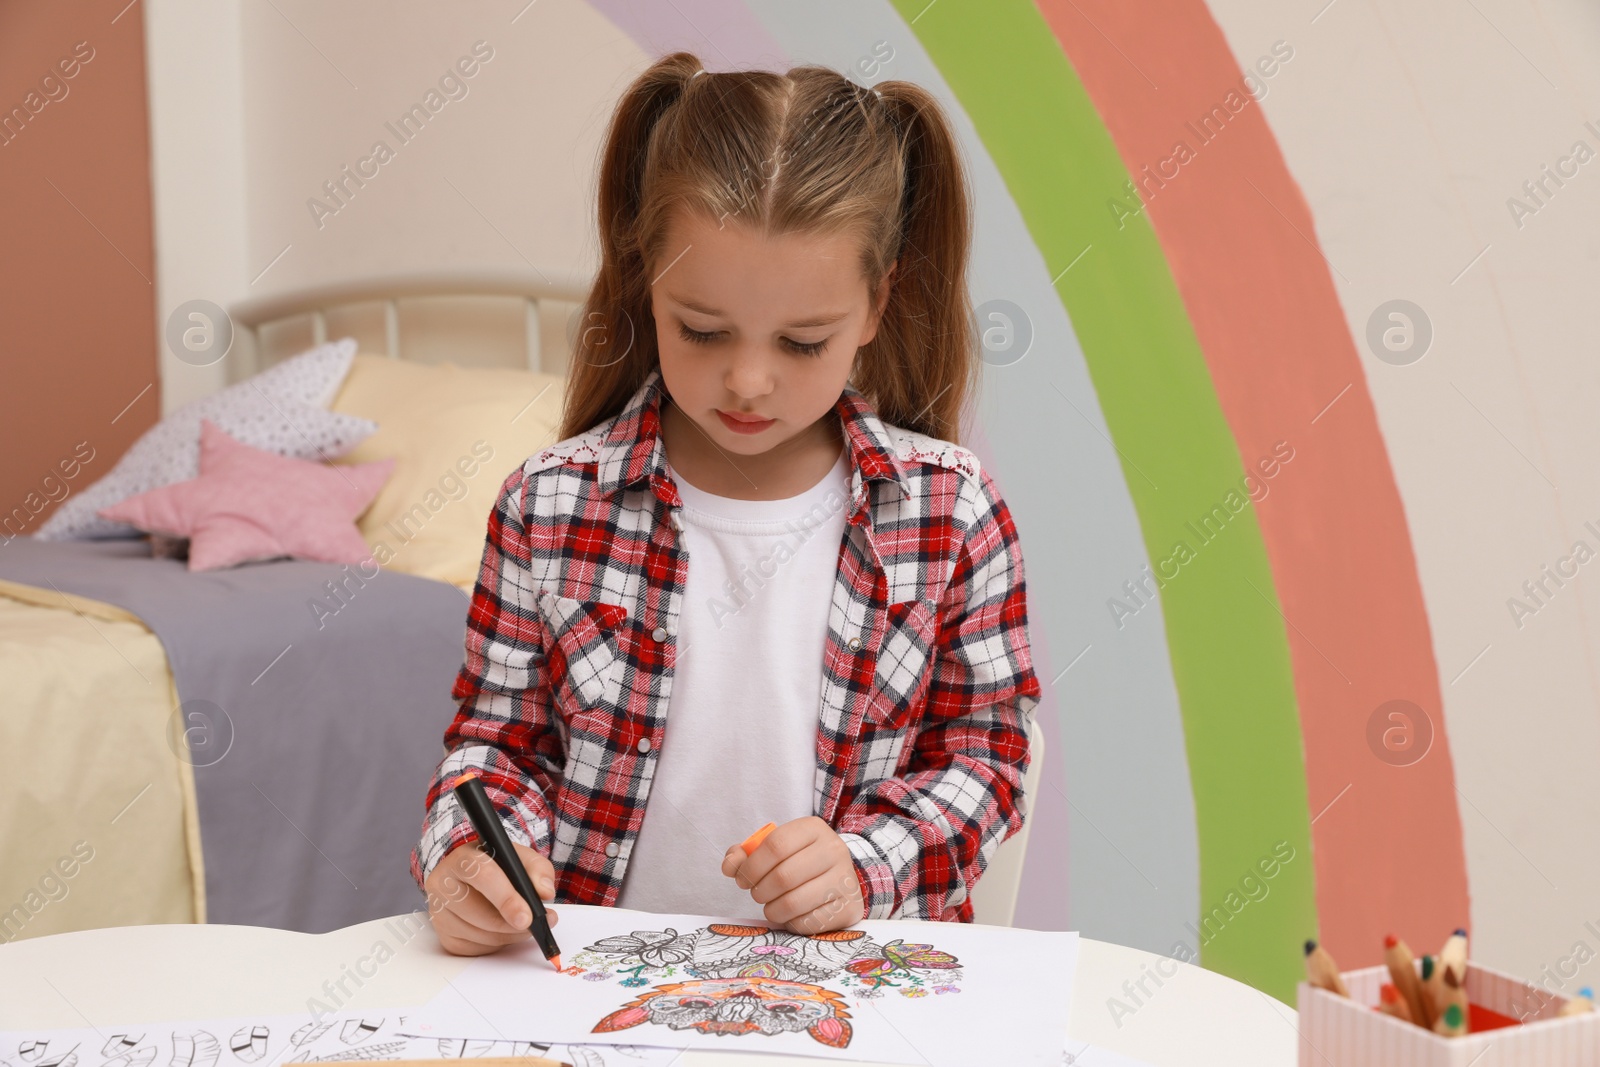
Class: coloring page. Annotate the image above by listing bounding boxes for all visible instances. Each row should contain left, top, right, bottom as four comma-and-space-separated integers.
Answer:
407, 905, 1078, 1067
0, 1010, 677, 1067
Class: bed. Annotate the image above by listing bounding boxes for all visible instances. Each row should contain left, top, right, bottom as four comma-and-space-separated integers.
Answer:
0, 271, 585, 939
0, 270, 1039, 943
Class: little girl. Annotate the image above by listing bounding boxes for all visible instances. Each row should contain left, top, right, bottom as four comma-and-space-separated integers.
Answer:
410, 52, 1041, 956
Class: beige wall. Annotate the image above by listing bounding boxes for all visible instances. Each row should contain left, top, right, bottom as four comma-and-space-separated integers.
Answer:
143, 0, 250, 412
139, 0, 626, 410
236, 0, 618, 293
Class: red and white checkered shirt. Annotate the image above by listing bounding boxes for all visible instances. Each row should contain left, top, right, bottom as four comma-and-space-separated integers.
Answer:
410, 368, 1041, 922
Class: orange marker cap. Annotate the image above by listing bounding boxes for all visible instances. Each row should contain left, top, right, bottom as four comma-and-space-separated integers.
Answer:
740, 821, 777, 856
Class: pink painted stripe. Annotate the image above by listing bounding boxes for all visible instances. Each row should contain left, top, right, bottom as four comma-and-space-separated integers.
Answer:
1033, 0, 1471, 966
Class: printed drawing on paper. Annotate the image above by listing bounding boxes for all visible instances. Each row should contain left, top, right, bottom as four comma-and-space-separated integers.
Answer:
569, 922, 965, 1048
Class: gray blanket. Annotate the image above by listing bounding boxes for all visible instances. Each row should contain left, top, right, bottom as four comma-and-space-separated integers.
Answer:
0, 537, 467, 933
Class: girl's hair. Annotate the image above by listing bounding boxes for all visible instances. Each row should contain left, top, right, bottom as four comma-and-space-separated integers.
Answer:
560, 51, 978, 444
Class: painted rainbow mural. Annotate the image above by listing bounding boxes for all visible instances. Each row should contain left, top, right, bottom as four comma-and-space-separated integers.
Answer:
211, 0, 1596, 1008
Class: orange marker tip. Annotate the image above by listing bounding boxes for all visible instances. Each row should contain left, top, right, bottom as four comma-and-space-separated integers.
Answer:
740, 821, 777, 856
551, 954, 563, 971
1384, 934, 1399, 949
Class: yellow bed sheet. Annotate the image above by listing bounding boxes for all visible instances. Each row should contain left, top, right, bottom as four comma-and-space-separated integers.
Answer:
0, 579, 204, 943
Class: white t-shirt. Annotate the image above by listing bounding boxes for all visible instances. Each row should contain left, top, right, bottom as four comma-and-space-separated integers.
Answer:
614, 447, 852, 917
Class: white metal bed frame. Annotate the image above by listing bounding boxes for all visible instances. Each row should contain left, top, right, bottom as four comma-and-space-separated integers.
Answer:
227, 268, 593, 378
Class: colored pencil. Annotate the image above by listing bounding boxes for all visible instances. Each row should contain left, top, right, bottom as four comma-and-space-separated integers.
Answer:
1419, 954, 1442, 1026
1438, 961, 1470, 1033
1433, 1001, 1467, 1037
1439, 927, 1468, 980
1384, 935, 1431, 1029
740, 821, 777, 855
1304, 939, 1350, 997
1377, 982, 1413, 1024
1559, 986, 1595, 1017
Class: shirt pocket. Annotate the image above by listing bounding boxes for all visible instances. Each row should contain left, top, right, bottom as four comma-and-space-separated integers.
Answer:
863, 597, 941, 733
536, 591, 630, 716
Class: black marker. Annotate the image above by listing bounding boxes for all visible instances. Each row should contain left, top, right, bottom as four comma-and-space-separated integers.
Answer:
449, 770, 562, 969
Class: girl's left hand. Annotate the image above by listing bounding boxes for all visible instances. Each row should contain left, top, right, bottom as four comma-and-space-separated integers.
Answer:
721, 816, 866, 934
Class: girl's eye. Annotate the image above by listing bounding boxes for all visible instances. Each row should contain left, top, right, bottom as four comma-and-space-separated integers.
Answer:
784, 337, 828, 357
676, 322, 827, 358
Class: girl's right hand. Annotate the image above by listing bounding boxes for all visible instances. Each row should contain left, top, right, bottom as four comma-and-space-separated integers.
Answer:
424, 839, 560, 956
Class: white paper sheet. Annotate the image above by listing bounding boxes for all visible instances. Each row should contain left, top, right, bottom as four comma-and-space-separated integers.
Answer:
406, 906, 1078, 1066
0, 1009, 678, 1067
1063, 1037, 1155, 1067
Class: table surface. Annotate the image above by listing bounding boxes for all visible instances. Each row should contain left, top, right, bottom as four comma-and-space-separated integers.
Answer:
0, 909, 1297, 1066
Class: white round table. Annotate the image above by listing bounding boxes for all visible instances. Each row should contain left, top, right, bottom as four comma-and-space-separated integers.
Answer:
0, 910, 1296, 1065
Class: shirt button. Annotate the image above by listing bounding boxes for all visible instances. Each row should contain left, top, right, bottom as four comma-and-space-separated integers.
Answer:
847, 635, 862, 651
637, 737, 652, 753
604, 841, 619, 858
652, 626, 668, 642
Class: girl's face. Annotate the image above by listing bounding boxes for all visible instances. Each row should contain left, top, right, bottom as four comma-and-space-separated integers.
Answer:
649, 210, 893, 458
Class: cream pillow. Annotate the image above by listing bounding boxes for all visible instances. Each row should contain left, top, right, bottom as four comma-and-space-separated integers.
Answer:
331, 355, 565, 585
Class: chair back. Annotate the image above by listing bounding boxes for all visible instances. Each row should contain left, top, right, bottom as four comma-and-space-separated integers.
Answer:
968, 714, 1045, 926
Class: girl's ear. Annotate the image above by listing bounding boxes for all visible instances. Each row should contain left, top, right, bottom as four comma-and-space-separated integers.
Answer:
859, 259, 897, 348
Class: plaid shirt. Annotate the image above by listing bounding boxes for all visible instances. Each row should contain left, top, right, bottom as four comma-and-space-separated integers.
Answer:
409, 368, 1041, 922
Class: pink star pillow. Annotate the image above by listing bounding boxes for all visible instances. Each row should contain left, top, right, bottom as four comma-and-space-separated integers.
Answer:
98, 418, 393, 572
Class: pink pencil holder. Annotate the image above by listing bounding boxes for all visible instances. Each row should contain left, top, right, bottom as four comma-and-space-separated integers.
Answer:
1297, 960, 1599, 1065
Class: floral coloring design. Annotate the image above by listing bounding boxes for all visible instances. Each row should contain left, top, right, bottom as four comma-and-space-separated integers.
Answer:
576, 923, 964, 1049
842, 938, 961, 990
594, 978, 853, 1047
585, 929, 695, 970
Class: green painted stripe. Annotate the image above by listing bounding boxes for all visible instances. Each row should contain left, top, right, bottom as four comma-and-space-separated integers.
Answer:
892, 0, 1316, 999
